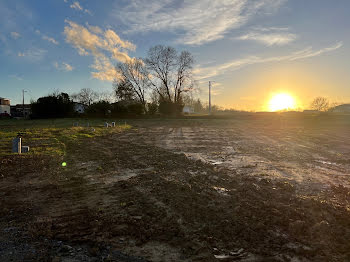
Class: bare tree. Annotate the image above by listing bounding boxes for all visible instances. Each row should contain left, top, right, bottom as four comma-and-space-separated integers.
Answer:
71, 88, 98, 106
96, 91, 115, 103
311, 97, 329, 112
174, 51, 195, 103
115, 58, 149, 110
145, 45, 195, 104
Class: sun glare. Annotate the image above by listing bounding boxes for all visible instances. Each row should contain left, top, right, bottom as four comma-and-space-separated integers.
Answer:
268, 93, 296, 112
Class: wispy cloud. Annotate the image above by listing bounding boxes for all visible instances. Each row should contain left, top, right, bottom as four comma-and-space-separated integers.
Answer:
54, 62, 74, 72
42, 35, 59, 45
10, 32, 21, 39
195, 42, 343, 80
70, 1, 82, 10
113, 0, 286, 45
0, 2, 33, 31
64, 20, 135, 81
35, 30, 59, 45
69, 1, 92, 15
237, 27, 297, 46
17, 48, 47, 62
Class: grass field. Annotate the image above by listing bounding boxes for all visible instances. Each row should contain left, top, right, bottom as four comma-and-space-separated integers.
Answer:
0, 118, 131, 156
1, 115, 350, 261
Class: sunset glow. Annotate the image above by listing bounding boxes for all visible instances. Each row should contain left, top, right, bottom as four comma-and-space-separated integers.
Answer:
0, 1, 349, 109
268, 93, 296, 112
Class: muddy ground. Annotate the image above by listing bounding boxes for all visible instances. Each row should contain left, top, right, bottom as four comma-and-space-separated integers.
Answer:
1, 116, 350, 261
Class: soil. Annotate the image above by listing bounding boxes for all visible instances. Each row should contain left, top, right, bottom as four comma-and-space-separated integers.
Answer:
1, 116, 350, 261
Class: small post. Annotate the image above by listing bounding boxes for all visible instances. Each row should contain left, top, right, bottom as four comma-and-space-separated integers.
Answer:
21, 146, 30, 153
12, 137, 22, 154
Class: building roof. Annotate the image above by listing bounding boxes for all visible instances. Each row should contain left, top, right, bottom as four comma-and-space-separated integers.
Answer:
0, 98, 11, 105
332, 104, 350, 112
334, 103, 350, 108
14, 104, 31, 107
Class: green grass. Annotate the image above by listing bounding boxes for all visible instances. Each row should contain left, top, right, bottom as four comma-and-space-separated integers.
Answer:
0, 118, 131, 157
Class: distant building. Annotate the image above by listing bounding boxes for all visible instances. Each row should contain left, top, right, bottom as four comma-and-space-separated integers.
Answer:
74, 102, 85, 114
183, 106, 195, 114
10, 104, 31, 118
303, 109, 319, 113
332, 104, 350, 113
0, 97, 11, 116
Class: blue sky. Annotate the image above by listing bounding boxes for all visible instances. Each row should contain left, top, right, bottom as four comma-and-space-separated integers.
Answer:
1, 0, 349, 110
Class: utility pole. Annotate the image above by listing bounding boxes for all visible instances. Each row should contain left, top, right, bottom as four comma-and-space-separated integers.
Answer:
22, 89, 27, 118
209, 81, 214, 115
209, 81, 211, 115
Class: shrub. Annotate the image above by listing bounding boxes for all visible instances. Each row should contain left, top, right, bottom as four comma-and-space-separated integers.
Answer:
86, 101, 111, 117
147, 103, 158, 115
31, 93, 74, 118
159, 100, 184, 116
127, 103, 144, 115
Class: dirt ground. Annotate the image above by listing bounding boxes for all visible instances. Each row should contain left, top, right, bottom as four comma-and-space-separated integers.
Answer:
1, 115, 350, 261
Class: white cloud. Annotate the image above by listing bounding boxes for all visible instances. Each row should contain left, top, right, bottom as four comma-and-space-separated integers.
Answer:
64, 20, 135, 81
70, 1, 83, 10
90, 56, 118, 81
69, 1, 92, 15
84, 9, 92, 15
10, 32, 20, 39
86, 24, 103, 34
42, 35, 59, 45
195, 42, 343, 80
54, 62, 74, 71
113, 0, 286, 45
237, 31, 297, 46
35, 29, 59, 45
17, 48, 47, 61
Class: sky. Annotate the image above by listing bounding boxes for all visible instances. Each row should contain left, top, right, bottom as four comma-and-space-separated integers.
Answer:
1, 0, 349, 111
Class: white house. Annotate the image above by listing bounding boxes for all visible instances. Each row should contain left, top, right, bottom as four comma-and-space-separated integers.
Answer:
74, 102, 85, 114
0, 97, 11, 115
183, 106, 195, 114
332, 104, 350, 113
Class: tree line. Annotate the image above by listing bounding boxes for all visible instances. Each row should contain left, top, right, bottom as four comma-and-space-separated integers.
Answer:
30, 45, 199, 118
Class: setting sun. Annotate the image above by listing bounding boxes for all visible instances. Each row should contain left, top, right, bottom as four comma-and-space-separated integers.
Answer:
268, 93, 296, 112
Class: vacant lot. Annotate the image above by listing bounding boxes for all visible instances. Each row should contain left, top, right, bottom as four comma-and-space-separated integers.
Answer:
1, 115, 350, 261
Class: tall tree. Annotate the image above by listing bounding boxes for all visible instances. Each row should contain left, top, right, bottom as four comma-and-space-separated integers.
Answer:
115, 58, 149, 110
145, 45, 195, 104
